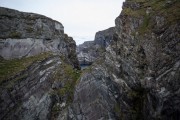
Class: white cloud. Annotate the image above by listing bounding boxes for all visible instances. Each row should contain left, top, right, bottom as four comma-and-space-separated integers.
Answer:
0, 0, 125, 45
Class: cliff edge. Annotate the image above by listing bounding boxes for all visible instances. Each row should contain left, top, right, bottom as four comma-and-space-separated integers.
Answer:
70, 0, 180, 120
0, 7, 80, 120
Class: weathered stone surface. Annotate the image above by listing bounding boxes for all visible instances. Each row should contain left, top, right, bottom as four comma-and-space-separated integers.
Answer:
0, 7, 79, 69
0, 7, 80, 120
69, 64, 121, 120
1, 0, 180, 119
71, 0, 180, 120
77, 27, 116, 66
122, 1, 142, 10
94, 27, 115, 47
0, 7, 63, 39
0, 56, 60, 120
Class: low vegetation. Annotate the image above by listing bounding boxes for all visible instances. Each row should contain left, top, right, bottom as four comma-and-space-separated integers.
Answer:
0, 52, 52, 84
52, 63, 81, 104
50, 61, 81, 119
122, 8, 145, 17
10, 31, 22, 38
25, 26, 34, 33
122, 0, 180, 34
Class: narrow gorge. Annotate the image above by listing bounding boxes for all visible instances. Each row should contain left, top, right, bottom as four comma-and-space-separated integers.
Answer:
0, 0, 180, 120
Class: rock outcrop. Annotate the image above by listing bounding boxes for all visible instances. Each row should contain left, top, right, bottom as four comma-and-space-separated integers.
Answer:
0, 7, 80, 120
1, 0, 180, 119
94, 27, 115, 47
77, 27, 116, 66
71, 0, 180, 120
0, 7, 79, 69
0, 7, 63, 39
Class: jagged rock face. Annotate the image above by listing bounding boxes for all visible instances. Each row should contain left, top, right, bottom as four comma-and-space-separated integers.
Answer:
1, 0, 180, 119
77, 41, 94, 53
0, 55, 61, 120
0, 54, 80, 120
0, 7, 79, 69
0, 38, 64, 59
69, 62, 121, 120
71, 0, 180, 120
114, 0, 180, 119
0, 7, 63, 39
77, 41, 97, 65
65, 35, 80, 69
77, 27, 117, 65
0, 7, 80, 120
94, 27, 115, 47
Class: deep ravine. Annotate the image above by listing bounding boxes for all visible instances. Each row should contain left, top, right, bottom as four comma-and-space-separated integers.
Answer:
1, 0, 180, 120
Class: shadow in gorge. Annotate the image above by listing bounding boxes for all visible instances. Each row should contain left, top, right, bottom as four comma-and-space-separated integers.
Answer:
79, 62, 93, 70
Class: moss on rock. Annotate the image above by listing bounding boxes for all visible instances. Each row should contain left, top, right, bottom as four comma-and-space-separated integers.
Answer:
0, 52, 52, 84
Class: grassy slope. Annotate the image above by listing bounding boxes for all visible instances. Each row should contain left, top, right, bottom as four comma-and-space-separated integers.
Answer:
122, 0, 180, 33
0, 52, 52, 84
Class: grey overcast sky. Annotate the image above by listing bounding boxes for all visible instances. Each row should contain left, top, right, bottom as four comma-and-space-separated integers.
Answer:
0, 0, 125, 44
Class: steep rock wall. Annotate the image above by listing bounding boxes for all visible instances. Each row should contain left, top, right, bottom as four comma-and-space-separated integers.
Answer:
0, 7, 80, 120
70, 0, 180, 120
94, 27, 115, 47
77, 27, 117, 65
0, 7, 79, 69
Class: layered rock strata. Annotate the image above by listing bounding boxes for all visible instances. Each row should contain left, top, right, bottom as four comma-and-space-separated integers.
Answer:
71, 0, 180, 119
0, 7, 80, 120
1, 0, 180, 119
0, 7, 79, 69
77, 27, 116, 65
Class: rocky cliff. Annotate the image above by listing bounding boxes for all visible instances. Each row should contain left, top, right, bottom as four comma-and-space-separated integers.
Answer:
0, 7, 80, 120
94, 27, 116, 47
71, 0, 180, 120
77, 27, 116, 65
0, 7, 79, 68
1, 0, 180, 119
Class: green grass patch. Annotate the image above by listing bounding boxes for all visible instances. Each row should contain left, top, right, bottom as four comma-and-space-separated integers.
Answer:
0, 52, 52, 84
10, 31, 22, 38
122, 8, 146, 17
138, 14, 151, 34
123, 0, 180, 35
25, 27, 34, 33
52, 63, 81, 104
144, 0, 180, 25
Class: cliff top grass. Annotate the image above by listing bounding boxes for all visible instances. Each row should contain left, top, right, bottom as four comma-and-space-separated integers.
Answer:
52, 62, 81, 104
50, 62, 81, 117
0, 52, 52, 85
122, 0, 180, 33
123, 0, 180, 18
